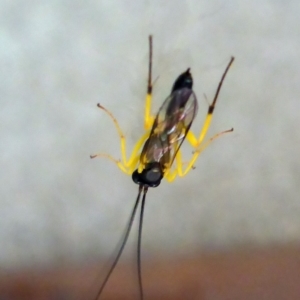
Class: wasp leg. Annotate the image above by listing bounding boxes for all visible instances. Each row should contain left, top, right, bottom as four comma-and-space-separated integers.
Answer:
163, 141, 183, 182
185, 112, 213, 148
90, 151, 142, 175
95, 103, 128, 162
124, 130, 152, 174
179, 128, 234, 177
126, 131, 150, 170
93, 104, 150, 173
164, 149, 185, 182
144, 35, 155, 130
90, 153, 129, 174
165, 128, 233, 181
186, 57, 234, 149
144, 91, 155, 130
164, 169, 177, 182
164, 154, 181, 182
94, 103, 129, 169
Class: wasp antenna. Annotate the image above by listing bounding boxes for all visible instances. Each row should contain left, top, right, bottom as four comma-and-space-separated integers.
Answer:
137, 186, 148, 300
93, 187, 142, 300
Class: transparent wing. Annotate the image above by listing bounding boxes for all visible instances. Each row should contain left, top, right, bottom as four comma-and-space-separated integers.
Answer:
140, 88, 198, 171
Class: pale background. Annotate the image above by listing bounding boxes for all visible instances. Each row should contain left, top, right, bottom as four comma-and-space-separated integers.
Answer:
1, 0, 299, 269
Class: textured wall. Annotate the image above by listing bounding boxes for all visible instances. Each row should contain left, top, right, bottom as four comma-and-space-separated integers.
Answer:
1, 0, 299, 268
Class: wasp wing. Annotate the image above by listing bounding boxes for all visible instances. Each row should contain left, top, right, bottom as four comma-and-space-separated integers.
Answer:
140, 88, 198, 173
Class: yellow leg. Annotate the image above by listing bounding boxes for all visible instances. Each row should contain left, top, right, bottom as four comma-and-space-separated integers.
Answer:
127, 131, 150, 168
91, 104, 151, 174
144, 94, 155, 130
94, 103, 129, 165
164, 168, 178, 182
186, 130, 198, 147
165, 127, 233, 181
128, 154, 141, 174
90, 153, 129, 174
144, 35, 155, 130
165, 57, 234, 180
91, 36, 158, 175
186, 57, 234, 149
164, 149, 185, 182
164, 149, 182, 182
185, 113, 213, 148
178, 128, 233, 177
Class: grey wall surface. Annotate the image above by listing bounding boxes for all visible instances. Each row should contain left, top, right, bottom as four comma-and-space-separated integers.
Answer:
1, 0, 299, 268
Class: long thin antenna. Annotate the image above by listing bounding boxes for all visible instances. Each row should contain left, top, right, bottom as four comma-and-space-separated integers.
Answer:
94, 186, 143, 300
137, 186, 148, 300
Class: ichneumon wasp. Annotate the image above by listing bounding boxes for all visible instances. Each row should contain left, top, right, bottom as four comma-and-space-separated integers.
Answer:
90, 35, 234, 300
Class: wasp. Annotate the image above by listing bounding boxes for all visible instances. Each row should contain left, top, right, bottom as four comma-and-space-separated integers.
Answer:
90, 35, 234, 300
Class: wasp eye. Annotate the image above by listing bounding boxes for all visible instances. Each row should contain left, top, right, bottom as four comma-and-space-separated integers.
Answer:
145, 168, 161, 182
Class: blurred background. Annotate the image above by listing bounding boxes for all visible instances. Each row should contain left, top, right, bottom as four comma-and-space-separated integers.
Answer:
1, 0, 300, 299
